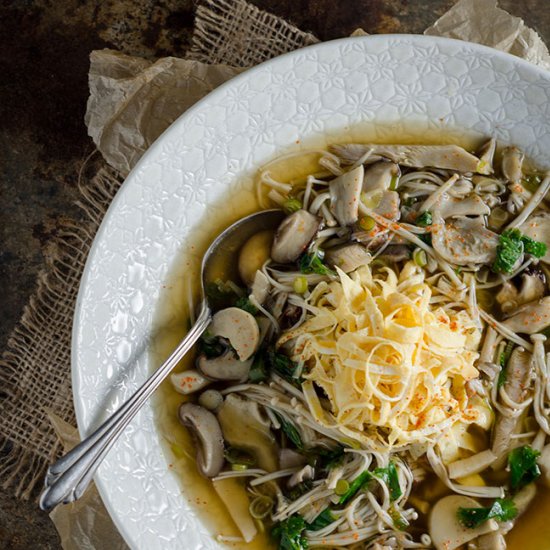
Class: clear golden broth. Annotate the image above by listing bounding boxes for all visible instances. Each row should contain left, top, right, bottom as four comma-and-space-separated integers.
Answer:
151, 131, 549, 549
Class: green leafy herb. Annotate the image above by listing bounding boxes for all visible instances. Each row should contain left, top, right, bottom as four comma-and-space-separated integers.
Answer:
509, 445, 541, 492
416, 211, 433, 227
284, 197, 303, 214
198, 330, 226, 358
272, 514, 309, 550
457, 498, 517, 529
275, 413, 303, 450
374, 461, 402, 502
205, 279, 245, 309
306, 508, 334, 531
299, 252, 335, 276
267, 349, 302, 386
492, 229, 524, 274
249, 353, 268, 382
492, 229, 547, 274
235, 296, 258, 315
521, 234, 547, 258
338, 470, 372, 505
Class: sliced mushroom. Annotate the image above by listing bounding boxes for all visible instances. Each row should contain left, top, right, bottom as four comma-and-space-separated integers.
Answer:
373, 190, 400, 222
513, 483, 537, 517
502, 146, 525, 184
437, 194, 490, 219
209, 307, 260, 360
496, 271, 545, 314
329, 165, 364, 226
324, 243, 371, 273
501, 297, 550, 334
330, 144, 491, 174
288, 465, 315, 488
170, 369, 211, 395
448, 449, 497, 480
538, 444, 550, 488
520, 212, 550, 264
362, 161, 400, 194
217, 394, 278, 472
238, 230, 274, 286
492, 348, 533, 457
271, 209, 320, 263
431, 216, 499, 266
476, 532, 507, 550
477, 137, 497, 174
197, 350, 252, 381
178, 403, 224, 478
250, 269, 270, 305
429, 495, 498, 550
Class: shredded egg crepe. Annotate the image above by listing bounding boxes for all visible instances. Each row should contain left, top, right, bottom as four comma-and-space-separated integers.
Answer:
277, 262, 484, 450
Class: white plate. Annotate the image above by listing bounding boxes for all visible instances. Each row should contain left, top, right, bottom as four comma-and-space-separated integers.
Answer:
73, 35, 550, 549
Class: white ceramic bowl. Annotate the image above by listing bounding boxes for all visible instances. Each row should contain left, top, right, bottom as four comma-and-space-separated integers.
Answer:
73, 35, 550, 549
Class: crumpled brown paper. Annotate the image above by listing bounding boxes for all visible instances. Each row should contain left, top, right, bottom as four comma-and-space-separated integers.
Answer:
86, 50, 243, 175
424, 0, 550, 70
61, 2, 549, 549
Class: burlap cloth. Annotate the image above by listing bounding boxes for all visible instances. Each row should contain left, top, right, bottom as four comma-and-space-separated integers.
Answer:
1, 0, 549, 547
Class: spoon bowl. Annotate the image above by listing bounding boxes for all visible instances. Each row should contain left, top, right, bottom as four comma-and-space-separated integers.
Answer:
39, 208, 285, 511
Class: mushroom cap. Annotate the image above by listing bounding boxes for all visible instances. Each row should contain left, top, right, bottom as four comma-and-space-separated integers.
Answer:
209, 307, 260, 361
429, 495, 498, 550
330, 143, 490, 174
170, 369, 211, 395
362, 161, 400, 194
325, 243, 371, 273
197, 350, 252, 381
501, 296, 550, 334
520, 213, 550, 264
271, 209, 320, 264
431, 216, 499, 266
502, 146, 524, 184
178, 403, 224, 478
329, 165, 364, 226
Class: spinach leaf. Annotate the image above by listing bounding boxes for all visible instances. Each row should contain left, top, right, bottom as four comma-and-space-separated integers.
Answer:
299, 252, 335, 276
272, 514, 309, 550
275, 413, 303, 450
416, 211, 432, 227
305, 508, 334, 531
458, 498, 517, 529
509, 445, 541, 492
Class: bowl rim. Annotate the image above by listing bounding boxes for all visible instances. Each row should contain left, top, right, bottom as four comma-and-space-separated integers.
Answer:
71, 33, 550, 549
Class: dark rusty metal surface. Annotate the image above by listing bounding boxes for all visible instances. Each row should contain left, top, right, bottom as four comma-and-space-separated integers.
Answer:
0, 1, 549, 548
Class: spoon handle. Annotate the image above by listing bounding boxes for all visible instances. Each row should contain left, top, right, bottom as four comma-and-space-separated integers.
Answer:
39, 301, 211, 511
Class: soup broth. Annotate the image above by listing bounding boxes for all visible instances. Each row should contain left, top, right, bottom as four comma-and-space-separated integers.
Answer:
151, 131, 550, 549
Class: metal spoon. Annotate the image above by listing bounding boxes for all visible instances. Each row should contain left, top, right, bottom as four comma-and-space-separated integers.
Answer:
39, 208, 285, 511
